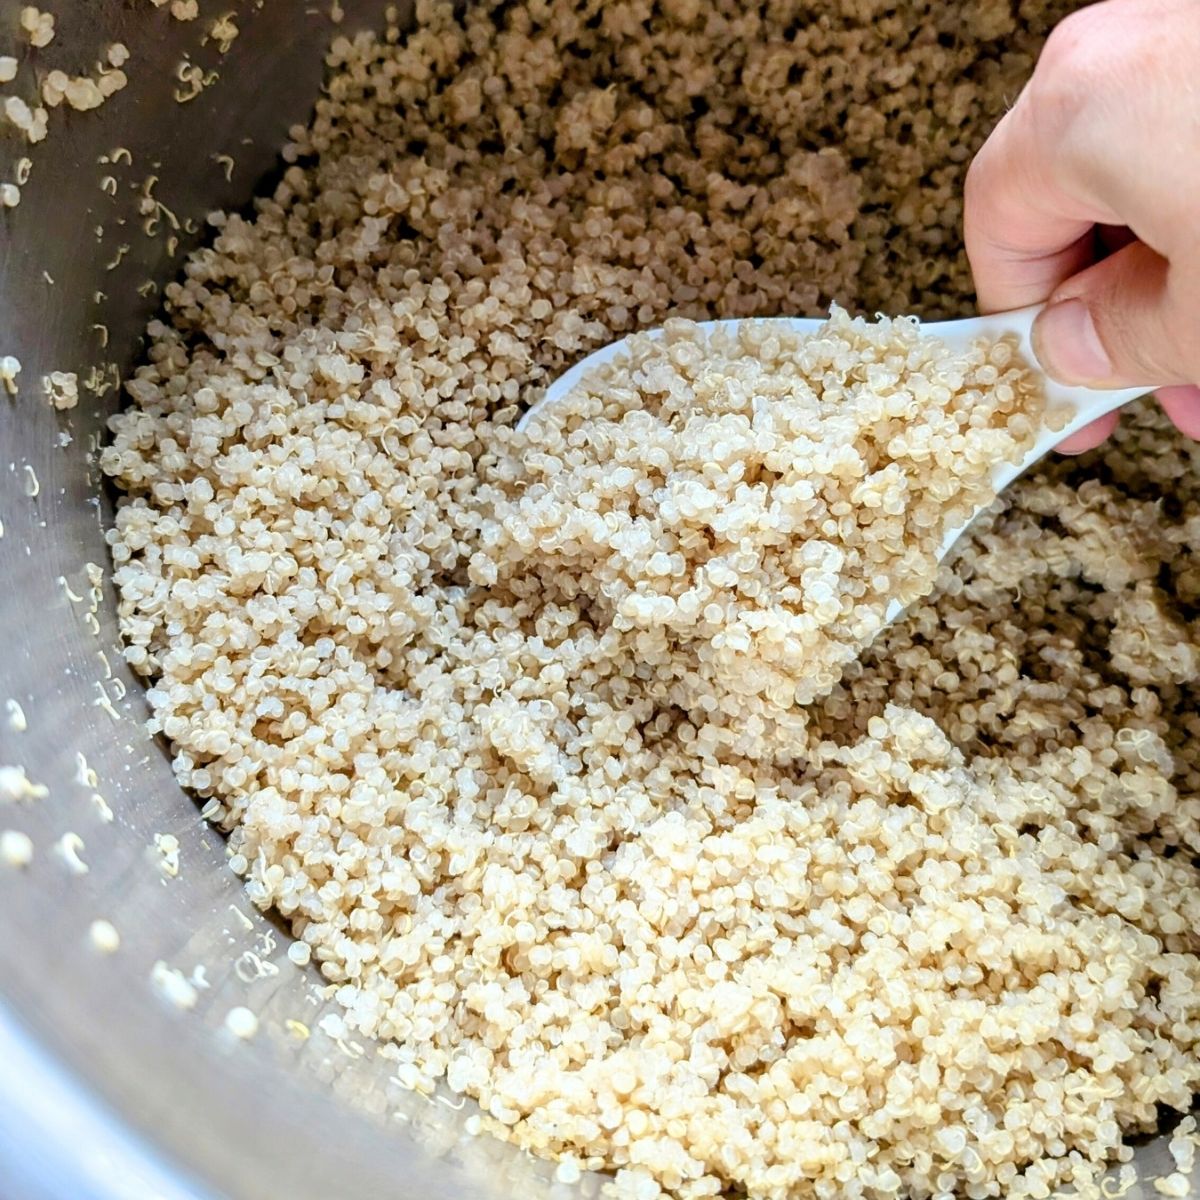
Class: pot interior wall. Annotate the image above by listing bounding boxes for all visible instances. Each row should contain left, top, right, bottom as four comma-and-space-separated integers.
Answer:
0, 3, 571, 1197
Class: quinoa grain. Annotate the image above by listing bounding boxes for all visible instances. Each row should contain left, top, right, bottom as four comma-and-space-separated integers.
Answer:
0, 356, 21, 395
54, 831, 88, 876
18, 5, 55, 48
89, 918, 121, 953
42, 370, 79, 411
0, 829, 34, 868
151, 960, 198, 1010
0, 765, 47, 804
223, 1005, 259, 1039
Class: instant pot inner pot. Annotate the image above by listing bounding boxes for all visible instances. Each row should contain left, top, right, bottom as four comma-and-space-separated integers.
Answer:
0, 4, 570, 1198
0, 3, 1194, 1200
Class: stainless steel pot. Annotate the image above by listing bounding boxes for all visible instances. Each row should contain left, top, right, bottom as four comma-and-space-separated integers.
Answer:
0, 3, 1193, 1199
0, 4, 588, 1197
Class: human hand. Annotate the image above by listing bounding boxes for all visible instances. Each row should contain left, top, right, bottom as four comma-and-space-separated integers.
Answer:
964, 0, 1200, 453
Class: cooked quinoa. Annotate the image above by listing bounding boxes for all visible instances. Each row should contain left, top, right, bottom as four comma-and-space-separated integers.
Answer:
100, 2, 1200, 1198
501, 313, 1053, 733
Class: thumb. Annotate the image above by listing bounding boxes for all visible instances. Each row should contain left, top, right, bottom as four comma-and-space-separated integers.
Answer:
1031, 240, 1199, 389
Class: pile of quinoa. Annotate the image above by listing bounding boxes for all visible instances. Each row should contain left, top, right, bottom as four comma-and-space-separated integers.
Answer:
100, 2, 1200, 1198
500, 313, 1053, 739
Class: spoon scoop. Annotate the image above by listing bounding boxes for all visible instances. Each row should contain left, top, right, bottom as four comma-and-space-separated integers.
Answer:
518, 304, 1150, 623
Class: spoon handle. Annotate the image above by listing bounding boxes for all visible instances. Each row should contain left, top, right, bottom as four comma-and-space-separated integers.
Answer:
981, 304, 1150, 491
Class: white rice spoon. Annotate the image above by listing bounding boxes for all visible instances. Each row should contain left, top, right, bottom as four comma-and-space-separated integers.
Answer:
518, 304, 1150, 623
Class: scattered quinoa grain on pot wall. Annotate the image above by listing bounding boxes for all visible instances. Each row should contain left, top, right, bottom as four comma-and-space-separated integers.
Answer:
223, 1005, 259, 1039
18, 5, 54, 47
42, 370, 79, 410
0, 356, 21, 395
0, 829, 34, 868
89, 918, 120, 954
99, 2, 1200, 1198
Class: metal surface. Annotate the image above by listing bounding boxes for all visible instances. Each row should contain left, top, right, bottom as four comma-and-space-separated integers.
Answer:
0, 3, 1193, 1200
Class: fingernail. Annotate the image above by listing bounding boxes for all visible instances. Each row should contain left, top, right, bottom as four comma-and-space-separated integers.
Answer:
1032, 298, 1114, 386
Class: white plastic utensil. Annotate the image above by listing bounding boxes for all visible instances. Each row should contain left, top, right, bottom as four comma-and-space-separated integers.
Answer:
518, 304, 1150, 622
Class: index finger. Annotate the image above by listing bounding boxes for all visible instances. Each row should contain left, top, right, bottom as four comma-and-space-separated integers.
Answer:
963, 103, 1114, 314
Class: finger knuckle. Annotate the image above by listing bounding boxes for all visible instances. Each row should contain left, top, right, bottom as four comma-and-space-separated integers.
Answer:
1038, 7, 1102, 70
1027, 6, 1129, 127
